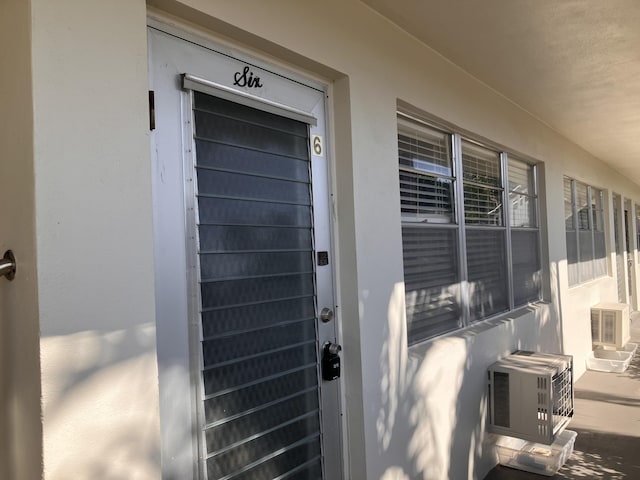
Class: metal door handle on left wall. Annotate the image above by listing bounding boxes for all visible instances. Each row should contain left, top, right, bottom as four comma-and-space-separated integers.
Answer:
0, 250, 16, 281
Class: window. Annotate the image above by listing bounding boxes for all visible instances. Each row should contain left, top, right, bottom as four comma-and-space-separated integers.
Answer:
564, 177, 606, 285
398, 115, 541, 344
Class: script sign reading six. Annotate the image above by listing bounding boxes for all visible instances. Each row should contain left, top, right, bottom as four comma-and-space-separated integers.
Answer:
233, 66, 263, 89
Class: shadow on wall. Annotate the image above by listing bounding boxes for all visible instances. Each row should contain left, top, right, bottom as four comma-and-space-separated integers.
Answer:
378, 283, 564, 480
41, 325, 163, 479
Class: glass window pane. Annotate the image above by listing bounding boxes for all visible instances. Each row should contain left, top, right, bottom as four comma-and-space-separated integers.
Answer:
575, 182, 590, 230
400, 170, 455, 223
398, 120, 452, 176
511, 230, 541, 305
466, 229, 509, 320
564, 178, 574, 231
579, 230, 595, 282
461, 141, 501, 187
463, 184, 503, 226
567, 231, 579, 286
509, 193, 536, 227
402, 226, 462, 342
508, 158, 534, 194
594, 231, 607, 278
592, 189, 604, 232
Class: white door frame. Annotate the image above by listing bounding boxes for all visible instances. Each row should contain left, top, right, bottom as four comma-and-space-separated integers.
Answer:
148, 19, 344, 479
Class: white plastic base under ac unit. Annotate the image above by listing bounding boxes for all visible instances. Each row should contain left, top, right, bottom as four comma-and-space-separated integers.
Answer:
586, 342, 637, 373
494, 430, 577, 476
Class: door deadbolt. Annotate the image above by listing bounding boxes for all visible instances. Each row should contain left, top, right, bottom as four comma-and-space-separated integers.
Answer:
320, 307, 334, 323
321, 342, 342, 381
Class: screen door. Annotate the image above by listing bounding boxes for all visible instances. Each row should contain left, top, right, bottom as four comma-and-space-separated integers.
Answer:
148, 25, 342, 480
192, 92, 323, 479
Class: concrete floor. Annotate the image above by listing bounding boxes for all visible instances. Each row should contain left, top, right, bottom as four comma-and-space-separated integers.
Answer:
483, 312, 640, 480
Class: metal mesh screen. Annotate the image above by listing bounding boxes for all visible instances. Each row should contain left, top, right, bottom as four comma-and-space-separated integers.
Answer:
552, 364, 573, 433
193, 92, 322, 480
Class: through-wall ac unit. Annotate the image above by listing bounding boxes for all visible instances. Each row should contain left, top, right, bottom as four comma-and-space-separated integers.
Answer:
591, 303, 630, 350
488, 351, 573, 445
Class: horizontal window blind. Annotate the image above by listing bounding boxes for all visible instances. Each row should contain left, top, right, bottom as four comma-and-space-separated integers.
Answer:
462, 141, 503, 226
399, 171, 455, 223
398, 114, 541, 344
564, 178, 574, 231
511, 230, 541, 306
576, 182, 590, 230
402, 226, 462, 341
398, 119, 452, 176
466, 229, 508, 320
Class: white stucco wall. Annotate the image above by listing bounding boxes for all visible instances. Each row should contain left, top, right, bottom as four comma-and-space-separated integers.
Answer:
32, 0, 161, 478
144, 1, 640, 479
0, 2, 42, 480
24, 0, 640, 479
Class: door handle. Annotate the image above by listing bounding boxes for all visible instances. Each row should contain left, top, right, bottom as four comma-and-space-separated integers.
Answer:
0, 250, 16, 281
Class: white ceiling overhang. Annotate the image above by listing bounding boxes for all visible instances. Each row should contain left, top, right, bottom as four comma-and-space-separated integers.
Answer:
362, 0, 640, 186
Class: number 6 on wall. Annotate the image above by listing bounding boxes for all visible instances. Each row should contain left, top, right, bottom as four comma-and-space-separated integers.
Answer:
312, 134, 323, 156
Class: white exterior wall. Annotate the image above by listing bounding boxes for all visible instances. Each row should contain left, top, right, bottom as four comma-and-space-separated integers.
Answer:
14, 0, 640, 479
32, 0, 161, 479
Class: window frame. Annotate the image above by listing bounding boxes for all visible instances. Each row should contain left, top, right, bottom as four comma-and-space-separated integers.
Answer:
564, 176, 607, 286
397, 112, 542, 345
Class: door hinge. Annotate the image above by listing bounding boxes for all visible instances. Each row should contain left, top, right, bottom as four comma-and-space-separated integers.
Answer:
149, 90, 155, 131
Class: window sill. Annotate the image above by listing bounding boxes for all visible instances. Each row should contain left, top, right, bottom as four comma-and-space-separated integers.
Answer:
408, 301, 550, 348
568, 274, 610, 289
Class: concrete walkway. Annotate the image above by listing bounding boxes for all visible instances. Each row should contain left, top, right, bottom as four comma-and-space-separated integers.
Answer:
484, 312, 640, 480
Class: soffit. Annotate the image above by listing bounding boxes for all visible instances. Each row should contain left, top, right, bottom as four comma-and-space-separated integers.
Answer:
363, 0, 640, 187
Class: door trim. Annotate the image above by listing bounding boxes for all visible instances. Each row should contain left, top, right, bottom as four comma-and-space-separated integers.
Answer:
148, 17, 344, 479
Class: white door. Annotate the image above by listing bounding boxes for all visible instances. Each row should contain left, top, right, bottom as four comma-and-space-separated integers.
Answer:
148, 24, 342, 480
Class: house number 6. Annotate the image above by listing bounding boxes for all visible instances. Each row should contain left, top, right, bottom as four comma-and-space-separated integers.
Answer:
312, 135, 323, 156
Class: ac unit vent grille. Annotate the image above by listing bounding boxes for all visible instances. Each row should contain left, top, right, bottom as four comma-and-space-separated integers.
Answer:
602, 312, 616, 344
552, 364, 573, 431
591, 310, 601, 342
493, 372, 510, 427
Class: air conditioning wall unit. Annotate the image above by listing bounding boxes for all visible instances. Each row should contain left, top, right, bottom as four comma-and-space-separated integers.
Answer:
488, 351, 573, 445
591, 303, 630, 350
